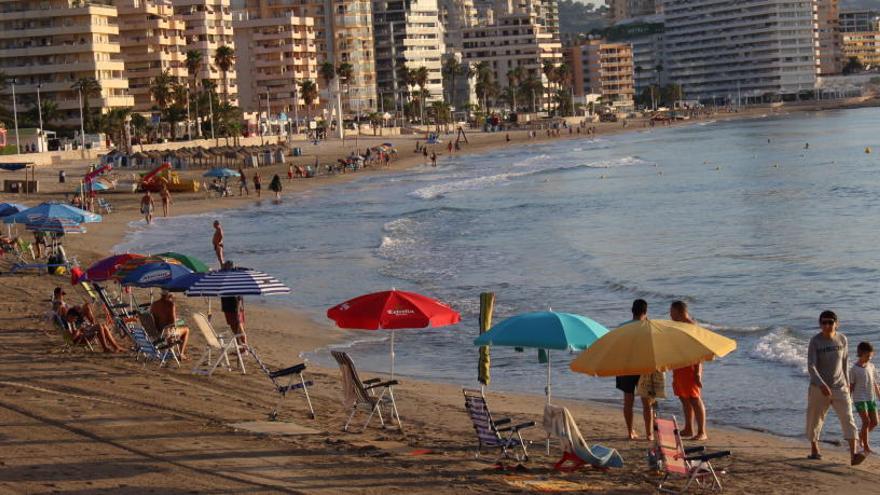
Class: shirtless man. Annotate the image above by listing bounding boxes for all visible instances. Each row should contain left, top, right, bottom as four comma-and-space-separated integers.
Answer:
140, 190, 154, 224
160, 185, 172, 217
150, 290, 190, 358
212, 220, 224, 265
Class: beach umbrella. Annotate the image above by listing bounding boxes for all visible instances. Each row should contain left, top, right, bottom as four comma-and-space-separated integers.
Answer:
156, 252, 210, 273
161, 272, 205, 292
0, 202, 27, 217
74, 181, 110, 193
83, 253, 144, 282
184, 268, 290, 296
112, 255, 181, 281
203, 167, 241, 178
4, 201, 101, 225
120, 261, 195, 288
473, 311, 609, 404
569, 319, 737, 377
327, 289, 461, 378
25, 217, 86, 234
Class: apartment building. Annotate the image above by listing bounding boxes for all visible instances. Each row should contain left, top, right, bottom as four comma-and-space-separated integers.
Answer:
842, 30, 880, 67
567, 39, 634, 110
460, 12, 562, 104
816, 0, 842, 75
607, 0, 658, 23
232, 11, 318, 117
662, 0, 818, 102
0, 0, 133, 126
373, 0, 445, 112
172, 0, 237, 105
439, 0, 477, 51
606, 18, 664, 93
839, 0, 880, 32
117, 0, 188, 112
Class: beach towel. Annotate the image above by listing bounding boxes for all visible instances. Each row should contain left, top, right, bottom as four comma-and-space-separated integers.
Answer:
638, 371, 666, 399
543, 405, 624, 469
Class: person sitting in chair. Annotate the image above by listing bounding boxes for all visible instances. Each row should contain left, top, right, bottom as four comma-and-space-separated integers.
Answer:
150, 289, 190, 358
65, 304, 125, 353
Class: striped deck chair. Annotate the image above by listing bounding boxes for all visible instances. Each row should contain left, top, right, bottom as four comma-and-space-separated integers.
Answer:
129, 324, 178, 367
463, 388, 535, 462
331, 351, 401, 432
50, 313, 95, 352
543, 404, 623, 471
654, 417, 730, 494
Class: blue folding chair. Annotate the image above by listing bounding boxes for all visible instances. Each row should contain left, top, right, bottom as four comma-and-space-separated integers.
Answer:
463, 388, 535, 462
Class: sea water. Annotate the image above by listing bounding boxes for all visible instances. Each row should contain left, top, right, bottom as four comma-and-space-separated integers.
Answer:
118, 107, 880, 438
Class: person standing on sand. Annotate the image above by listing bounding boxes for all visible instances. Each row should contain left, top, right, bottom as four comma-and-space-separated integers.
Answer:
850, 341, 879, 454
253, 172, 262, 198
288, 164, 294, 181
212, 220, 224, 265
430, 152, 437, 167
269, 174, 282, 200
238, 169, 249, 196
160, 185, 172, 217
616, 299, 648, 440
670, 300, 708, 441
806, 310, 864, 465
140, 190, 154, 224
220, 261, 247, 346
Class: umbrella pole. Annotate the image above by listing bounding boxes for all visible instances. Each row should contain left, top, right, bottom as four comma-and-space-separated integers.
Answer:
546, 349, 551, 454
390, 330, 395, 380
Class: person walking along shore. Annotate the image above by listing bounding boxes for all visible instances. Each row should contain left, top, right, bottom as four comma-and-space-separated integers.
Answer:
806, 310, 864, 465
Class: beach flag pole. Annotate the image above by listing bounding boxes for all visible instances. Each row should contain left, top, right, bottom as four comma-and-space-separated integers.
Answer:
478, 292, 494, 393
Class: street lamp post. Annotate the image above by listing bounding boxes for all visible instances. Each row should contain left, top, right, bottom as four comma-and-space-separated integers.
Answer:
77, 87, 86, 151
265, 88, 272, 136
186, 87, 191, 140
207, 88, 216, 143
36, 83, 43, 136
10, 78, 20, 154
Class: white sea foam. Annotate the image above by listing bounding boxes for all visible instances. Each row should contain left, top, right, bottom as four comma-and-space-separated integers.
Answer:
751, 329, 807, 374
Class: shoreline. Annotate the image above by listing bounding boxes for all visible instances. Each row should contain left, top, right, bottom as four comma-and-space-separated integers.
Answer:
2, 101, 880, 493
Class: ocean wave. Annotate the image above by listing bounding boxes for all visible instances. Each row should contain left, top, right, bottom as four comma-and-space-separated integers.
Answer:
751, 328, 807, 374
702, 322, 766, 334
409, 156, 651, 200
601, 279, 695, 304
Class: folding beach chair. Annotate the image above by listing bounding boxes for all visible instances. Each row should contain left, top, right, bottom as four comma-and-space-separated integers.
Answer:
543, 404, 623, 471
128, 323, 178, 367
191, 312, 239, 375
654, 417, 730, 494
463, 388, 535, 462
50, 313, 96, 352
261, 361, 315, 420
138, 312, 183, 363
331, 350, 401, 432
97, 197, 112, 214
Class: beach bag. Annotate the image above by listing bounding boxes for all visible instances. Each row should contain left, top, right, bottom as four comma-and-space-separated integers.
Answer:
637, 371, 666, 399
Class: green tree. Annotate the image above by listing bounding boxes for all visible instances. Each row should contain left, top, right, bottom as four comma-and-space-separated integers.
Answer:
336, 62, 354, 84
150, 69, 174, 112
518, 76, 544, 113
71, 77, 102, 133
213, 45, 235, 105
474, 61, 497, 112
185, 50, 203, 137
506, 66, 525, 111
442, 57, 463, 109
414, 66, 429, 123
130, 112, 148, 148
298, 79, 319, 119
843, 56, 864, 75
97, 107, 131, 151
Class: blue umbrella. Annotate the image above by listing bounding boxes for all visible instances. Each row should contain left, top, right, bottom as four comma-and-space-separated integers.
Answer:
0, 203, 27, 217
474, 311, 609, 405
120, 261, 195, 288
25, 217, 86, 234
3, 201, 101, 225
203, 168, 241, 178
162, 272, 205, 292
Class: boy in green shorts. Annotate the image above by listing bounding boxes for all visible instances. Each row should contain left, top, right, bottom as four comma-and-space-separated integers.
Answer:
850, 342, 880, 454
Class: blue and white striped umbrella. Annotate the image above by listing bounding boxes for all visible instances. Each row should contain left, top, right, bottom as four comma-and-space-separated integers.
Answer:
184, 269, 290, 297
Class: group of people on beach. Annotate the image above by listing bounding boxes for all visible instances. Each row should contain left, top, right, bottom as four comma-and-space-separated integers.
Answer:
615, 302, 879, 466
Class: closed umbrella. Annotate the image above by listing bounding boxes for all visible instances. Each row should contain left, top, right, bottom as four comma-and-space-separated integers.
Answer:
327, 289, 460, 379
473, 311, 609, 404
569, 319, 737, 377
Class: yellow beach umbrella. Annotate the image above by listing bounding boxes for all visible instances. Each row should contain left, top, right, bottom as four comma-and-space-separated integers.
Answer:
569, 319, 736, 377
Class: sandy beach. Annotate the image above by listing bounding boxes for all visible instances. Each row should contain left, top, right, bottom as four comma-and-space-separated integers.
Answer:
2, 104, 880, 494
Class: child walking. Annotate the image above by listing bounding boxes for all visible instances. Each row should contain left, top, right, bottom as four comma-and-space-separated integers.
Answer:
850, 342, 880, 454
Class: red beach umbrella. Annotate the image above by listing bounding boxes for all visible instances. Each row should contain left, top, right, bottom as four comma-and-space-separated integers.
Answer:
83, 253, 144, 282
327, 289, 460, 378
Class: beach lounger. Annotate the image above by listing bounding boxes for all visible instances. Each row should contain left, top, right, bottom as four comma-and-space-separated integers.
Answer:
654, 417, 730, 494
129, 324, 178, 367
543, 404, 623, 471
191, 312, 239, 375
331, 350, 401, 432
138, 312, 183, 363
463, 388, 535, 462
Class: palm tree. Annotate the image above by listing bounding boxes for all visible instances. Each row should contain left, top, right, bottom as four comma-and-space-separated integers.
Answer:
336, 62, 354, 84
320, 62, 336, 88
506, 66, 525, 112
542, 60, 557, 113
298, 80, 319, 119
519, 76, 543, 113
430, 100, 451, 132
185, 50, 203, 137
554, 63, 572, 116
442, 57, 462, 108
150, 69, 174, 112
414, 66, 429, 123
213, 45, 235, 105
71, 77, 102, 133
474, 61, 496, 112
98, 107, 131, 152
130, 113, 148, 149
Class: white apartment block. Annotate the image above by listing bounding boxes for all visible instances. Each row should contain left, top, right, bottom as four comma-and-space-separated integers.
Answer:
439, 0, 477, 50
662, 0, 818, 102
172, 0, 238, 105
840, 0, 880, 32
232, 11, 318, 116
373, 0, 446, 110
117, 0, 188, 112
460, 12, 562, 103
0, 0, 133, 126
